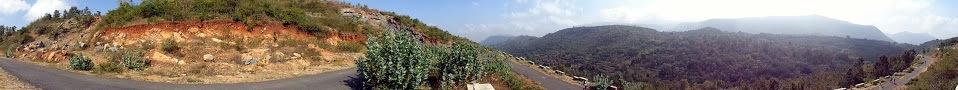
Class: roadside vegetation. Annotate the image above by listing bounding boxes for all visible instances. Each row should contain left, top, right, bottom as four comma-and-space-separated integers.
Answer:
489, 25, 919, 89
357, 29, 541, 89
96, 0, 465, 43
908, 37, 958, 90
0, 0, 528, 88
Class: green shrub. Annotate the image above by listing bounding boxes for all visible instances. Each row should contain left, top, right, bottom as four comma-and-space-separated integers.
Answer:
161, 39, 179, 53
591, 75, 612, 90
335, 41, 363, 53
438, 42, 486, 87
122, 51, 149, 70
4, 45, 15, 58
356, 30, 430, 89
93, 61, 125, 74
69, 54, 94, 70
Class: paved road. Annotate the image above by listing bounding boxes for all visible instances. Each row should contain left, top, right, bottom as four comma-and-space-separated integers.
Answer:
875, 55, 935, 90
0, 58, 360, 90
507, 60, 582, 90
1, 57, 579, 90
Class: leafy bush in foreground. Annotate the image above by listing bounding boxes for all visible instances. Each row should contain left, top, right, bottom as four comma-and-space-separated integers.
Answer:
69, 54, 94, 70
438, 42, 486, 88
356, 31, 430, 89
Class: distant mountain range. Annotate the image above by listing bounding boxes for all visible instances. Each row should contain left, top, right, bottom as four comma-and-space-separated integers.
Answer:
671, 15, 896, 42
479, 35, 516, 46
889, 31, 939, 45
484, 25, 914, 89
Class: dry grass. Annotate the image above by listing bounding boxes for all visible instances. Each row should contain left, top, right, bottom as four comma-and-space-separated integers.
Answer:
0, 66, 39, 90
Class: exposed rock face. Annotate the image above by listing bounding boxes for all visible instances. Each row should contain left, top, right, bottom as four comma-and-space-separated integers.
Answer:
149, 52, 185, 65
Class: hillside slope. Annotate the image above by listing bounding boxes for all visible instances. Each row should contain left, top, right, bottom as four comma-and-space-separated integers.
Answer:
479, 35, 516, 46
0, 0, 543, 89
908, 37, 958, 89
671, 15, 895, 42
489, 25, 915, 89
889, 31, 938, 45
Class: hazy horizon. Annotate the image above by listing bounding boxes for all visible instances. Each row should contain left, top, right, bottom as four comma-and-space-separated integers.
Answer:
2, 0, 957, 41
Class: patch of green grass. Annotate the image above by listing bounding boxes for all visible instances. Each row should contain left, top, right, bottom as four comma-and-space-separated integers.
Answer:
334, 41, 363, 53
92, 61, 125, 74
161, 38, 179, 53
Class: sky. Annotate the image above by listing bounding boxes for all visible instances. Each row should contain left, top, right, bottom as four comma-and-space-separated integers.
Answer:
0, 0, 128, 28
1, 0, 956, 41
342, 0, 958, 41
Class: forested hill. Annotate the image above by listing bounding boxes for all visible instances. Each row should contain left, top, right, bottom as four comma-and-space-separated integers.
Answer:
487, 25, 916, 89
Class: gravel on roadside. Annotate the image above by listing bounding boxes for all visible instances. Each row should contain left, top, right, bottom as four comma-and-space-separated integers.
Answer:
0, 66, 39, 90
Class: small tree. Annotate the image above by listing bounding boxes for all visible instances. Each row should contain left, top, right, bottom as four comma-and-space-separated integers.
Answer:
53, 10, 61, 19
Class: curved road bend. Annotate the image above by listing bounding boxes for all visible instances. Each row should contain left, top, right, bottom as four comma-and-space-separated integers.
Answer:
875, 55, 935, 90
1, 58, 580, 90
507, 61, 582, 90
0, 58, 360, 90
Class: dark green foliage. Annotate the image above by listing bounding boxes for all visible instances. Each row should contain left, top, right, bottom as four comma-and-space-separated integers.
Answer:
122, 51, 149, 70
53, 10, 61, 19
161, 39, 178, 53
69, 54, 94, 70
438, 42, 487, 88
873, 56, 891, 77
489, 25, 915, 89
356, 30, 430, 89
97, 0, 371, 41
843, 58, 865, 87
872, 50, 917, 78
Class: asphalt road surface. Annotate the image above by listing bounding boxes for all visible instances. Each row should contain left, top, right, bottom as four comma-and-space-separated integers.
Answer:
0, 58, 360, 90
1, 57, 581, 90
507, 60, 582, 90
875, 55, 935, 90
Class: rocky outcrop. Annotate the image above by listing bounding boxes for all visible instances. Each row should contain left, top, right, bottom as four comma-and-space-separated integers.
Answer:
149, 52, 185, 65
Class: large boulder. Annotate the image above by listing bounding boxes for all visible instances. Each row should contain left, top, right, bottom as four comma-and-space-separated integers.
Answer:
149, 52, 185, 65
203, 54, 215, 61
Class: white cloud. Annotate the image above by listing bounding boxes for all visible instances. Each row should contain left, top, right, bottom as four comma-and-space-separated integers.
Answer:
592, 0, 958, 38
0, 0, 30, 15
462, 0, 958, 41
461, 0, 588, 41
23, 0, 72, 22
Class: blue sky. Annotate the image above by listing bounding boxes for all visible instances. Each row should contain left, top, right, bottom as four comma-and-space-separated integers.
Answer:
0, 0, 127, 28
2, 0, 957, 41
344, 0, 958, 41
